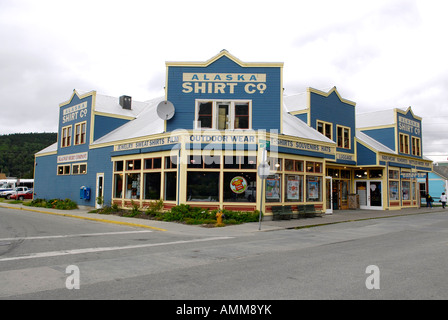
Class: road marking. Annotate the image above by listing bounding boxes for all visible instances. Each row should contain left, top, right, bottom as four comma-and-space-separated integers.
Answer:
0, 230, 153, 242
0, 236, 233, 262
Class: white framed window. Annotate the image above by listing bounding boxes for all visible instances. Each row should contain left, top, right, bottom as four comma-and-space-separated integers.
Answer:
195, 100, 252, 130
74, 122, 87, 145
317, 120, 332, 140
72, 163, 87, 175
57, 164, 71, 175
412, 137, 421, 156
399, 133, 410, 154
337, 125, 350, 149
61, 125, 72, 148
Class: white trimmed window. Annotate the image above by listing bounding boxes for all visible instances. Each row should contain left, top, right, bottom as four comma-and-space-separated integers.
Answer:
412, 137, 421, 156
61, 126, 72, 148
337, 125, 350, 149
317, 120, 332, 140
72, 163, 87, 175
195, 100, 252, 130
57, 165, 71, 175
74, 122, 87, 145
399, 133, 410, 154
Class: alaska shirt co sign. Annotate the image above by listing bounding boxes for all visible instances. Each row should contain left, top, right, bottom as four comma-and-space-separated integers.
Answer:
62, 102, 88, 124
182, 73, 267, 95
398, 115, 421, 136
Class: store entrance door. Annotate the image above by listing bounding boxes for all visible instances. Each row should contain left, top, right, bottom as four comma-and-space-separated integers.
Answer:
356, 181, 383, 210
325, 176, 333, 214
96, 173, 104, 209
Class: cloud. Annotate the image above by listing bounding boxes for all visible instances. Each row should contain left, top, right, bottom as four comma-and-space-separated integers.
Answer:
0, 20, 98, 133
0, 0, 447, 161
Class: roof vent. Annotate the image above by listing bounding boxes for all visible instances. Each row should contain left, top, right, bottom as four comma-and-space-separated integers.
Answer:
119, 95, 132, 110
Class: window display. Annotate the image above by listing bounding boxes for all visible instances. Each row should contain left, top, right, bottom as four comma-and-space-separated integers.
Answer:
224, 172, 256, 202
187, 172, 220, 202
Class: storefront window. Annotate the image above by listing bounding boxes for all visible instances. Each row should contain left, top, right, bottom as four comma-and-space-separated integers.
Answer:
341, 180, 348, 202
144, 172, 161, 200
285, 175, 303, 202
306, 162, 322, 173
115, 161, 124, 172
412, 182, 417, 201
127, 159, 141, 171
389, 181, 399, 201
402, 181, 411, 201
285, 159, 304, 172
188, 155, 220, 169
203, 155, 221, 169
389, 170, 399, 180
114, 174, 123, 198
285, 159, 294, 171
223, 172, 256, 202
327, 168, 339, 178
188, 155, 203, 168
165, 155, 178, 169
341, 170, 350, 179
164, 172, 177, 201
306, 176, 322, 202
126, 173, 140, 199
265, 175, 281, 202
145, 157, 162, 170
224, 156, 256, 169
369, 169, 383, 178
187, 172, 219, 202
355, 170, 368, 179
268, 158, 282, 171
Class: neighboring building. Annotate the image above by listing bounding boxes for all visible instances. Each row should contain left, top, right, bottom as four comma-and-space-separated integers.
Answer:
34, 51, 433, 217
355, 107, 432, 210
418, 164, 448, 204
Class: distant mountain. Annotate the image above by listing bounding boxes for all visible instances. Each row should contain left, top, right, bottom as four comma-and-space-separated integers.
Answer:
0, 133, 57, 179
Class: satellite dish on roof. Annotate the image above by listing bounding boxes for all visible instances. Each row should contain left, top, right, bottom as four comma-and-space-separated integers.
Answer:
156, 100, 175, 120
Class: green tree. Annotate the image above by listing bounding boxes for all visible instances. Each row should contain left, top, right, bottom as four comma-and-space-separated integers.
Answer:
0, 133, 57, 178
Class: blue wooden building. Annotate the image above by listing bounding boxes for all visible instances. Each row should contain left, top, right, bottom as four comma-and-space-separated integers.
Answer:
35, 51, 432, 217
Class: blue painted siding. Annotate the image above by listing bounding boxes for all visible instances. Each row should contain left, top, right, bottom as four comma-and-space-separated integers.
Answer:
356, 142, 377, 166
166, 55, 282, 132
34, 154, 58, 200
294, 113, 308, 123
87, 146, 114, 205
94, 115, 130, 141
361, 128, 395, 151
309, 90, 356, 155
34, 146, 114, 207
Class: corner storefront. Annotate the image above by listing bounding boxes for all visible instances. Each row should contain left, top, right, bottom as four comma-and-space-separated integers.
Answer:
34, 51, 432, 218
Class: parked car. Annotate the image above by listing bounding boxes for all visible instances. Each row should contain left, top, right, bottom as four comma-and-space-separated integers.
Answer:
8, 190, 33, 201
2, 188, 32, 200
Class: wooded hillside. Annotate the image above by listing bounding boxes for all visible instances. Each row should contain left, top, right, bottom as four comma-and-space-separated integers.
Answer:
0, 133, 57, 179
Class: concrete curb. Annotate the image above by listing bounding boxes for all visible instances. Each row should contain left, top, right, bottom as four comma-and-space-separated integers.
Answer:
0, 204, 167, 231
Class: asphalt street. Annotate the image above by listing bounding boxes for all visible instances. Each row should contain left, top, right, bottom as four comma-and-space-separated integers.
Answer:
0, 204, 447, 301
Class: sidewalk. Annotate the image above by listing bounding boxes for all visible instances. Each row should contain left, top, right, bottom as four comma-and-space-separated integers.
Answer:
0, 202, 446, 236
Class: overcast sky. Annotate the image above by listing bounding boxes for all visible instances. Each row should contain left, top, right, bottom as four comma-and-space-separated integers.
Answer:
1, 0, 447, 161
